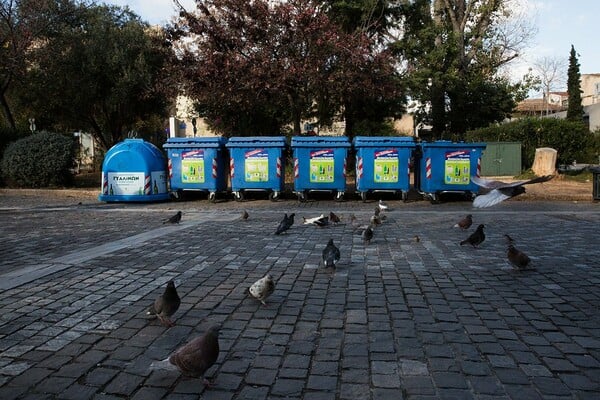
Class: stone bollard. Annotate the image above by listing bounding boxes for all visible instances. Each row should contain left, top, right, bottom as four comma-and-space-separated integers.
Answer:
531, 147, 557, 176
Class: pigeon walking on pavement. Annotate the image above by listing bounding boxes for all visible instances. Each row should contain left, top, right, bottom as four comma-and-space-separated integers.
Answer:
249, 274, 275, 306
454, 214, 473, 230
471, 175, 554, 208
147, 280, 181, 327
322, 239, 341, 269
241, 210, 249, 220
460, 224, 486, 248
507, 244, 532, 270
275, 213, 295, 234
362, 225, 374, 245
329, 212, 341, 224
150, 325, 220, 387
164, 211, 182, 224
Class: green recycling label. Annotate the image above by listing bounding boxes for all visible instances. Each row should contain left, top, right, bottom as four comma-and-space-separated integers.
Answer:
374, 149, 399, 183
444, 150, 471, 185
245, 149, 269, 182
181, 150, 205, 183
310, 149, 335, 183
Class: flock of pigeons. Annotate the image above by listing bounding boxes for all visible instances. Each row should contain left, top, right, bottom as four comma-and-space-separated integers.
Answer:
150, 174, 550, 388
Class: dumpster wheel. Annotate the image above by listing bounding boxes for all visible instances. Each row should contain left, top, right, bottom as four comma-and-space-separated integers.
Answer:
428, 193, 440, 204
233, 191, 244, 202
335, 191, 345, 202
269, 191, 279, 202
401, 191, 408, 202
360, 191, 367, 203
209, 191, 217, 203
297, 191, 307, 202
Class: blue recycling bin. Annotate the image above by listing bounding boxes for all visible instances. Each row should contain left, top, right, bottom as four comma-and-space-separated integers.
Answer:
163, 137, 228, 202
226, 136, 287, 201
353, 136, 416, 202
99, 139, 170, 202
291, 136, 351, 201
417, 141, 487, 203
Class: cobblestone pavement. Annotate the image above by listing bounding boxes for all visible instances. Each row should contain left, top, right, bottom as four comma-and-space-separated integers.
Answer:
0, 192, 599, 399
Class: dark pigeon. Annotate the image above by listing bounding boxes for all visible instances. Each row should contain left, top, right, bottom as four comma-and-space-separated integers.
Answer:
329, 211, 341, 224
507, 244, 532, 270
322, 239, 341, 268
241, 210, 249, 220
362, 226, 374, 245
147, 280, 181, 327
472, 175, 554, 208
275, 213, 295, 234
460, 224, 485, 247
164, 211, 182, 224
151, 325, 220, 387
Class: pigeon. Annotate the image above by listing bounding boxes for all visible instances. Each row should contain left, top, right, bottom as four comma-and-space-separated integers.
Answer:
362, 225, 374, 245
322, 239, 341, 269
275, 213, 295, 234
329, 211, 341, 224
370, 214, 382, 226
460, 224, 485, 247
147, 280, 181, 327
303, 214, 326, 225
454, 214, 473, 230
471, 175, 554, 208
378, 199, 389, 212
164, 211, 182, 224
313, 216, 329, 227
241, 210, 249, 220
414, 235, 421, 243
249, 274, 275, 306
374, 207, 387, 220
150, 325, 220, 387
507, 244, 532, 270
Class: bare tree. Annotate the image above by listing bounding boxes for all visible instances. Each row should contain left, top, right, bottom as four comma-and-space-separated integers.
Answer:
532, 55, 567, 114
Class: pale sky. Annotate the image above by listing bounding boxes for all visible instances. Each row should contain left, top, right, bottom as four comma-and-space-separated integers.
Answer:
103, 0, 600, 95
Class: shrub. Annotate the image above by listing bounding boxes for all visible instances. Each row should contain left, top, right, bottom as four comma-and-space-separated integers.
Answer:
0, 131, 76, 187
465, 118, 596, 169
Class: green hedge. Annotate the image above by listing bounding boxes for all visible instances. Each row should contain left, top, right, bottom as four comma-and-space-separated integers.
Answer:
0, 131, 76, 187
465, 118, 599, 169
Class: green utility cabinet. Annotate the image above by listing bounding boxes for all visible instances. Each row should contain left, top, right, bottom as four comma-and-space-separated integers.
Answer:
480, 142, 522, 176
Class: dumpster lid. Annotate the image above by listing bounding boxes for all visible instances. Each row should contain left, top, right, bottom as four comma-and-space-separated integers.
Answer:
225, 136, 287, 147
353, 136, 416, 147
163, 136, 227, 148
421, 140, 486, 149
291, 136, 351, 147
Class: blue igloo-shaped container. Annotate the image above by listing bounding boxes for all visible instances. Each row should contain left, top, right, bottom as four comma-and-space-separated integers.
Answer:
99, 139, 170, 202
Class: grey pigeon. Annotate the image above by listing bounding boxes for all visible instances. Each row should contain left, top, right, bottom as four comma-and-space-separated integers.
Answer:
454, 214, 472, 229
241, 210, 249, 220
472, 175, 554, 208
507, 244, 532, 270
329, 211, 341, 224
362, 225, 374, 245
370, 214, 382, 226
373, 207, 386, 220
322, 239, 341, 268
150, 325, 220, 387
275, 213, 295, 234
164, 211, 182, 224
147, 280, 181, 327
460, 224, 485, 247
249, 274, 275, 306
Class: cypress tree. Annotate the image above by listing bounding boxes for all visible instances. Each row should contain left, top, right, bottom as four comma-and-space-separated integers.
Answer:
566, 45, 584, 121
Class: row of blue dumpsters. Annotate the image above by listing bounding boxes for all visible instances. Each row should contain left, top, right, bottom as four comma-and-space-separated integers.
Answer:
99, 136, 486, 203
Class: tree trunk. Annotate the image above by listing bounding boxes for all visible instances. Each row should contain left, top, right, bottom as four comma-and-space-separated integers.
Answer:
0, 90, 17, 131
